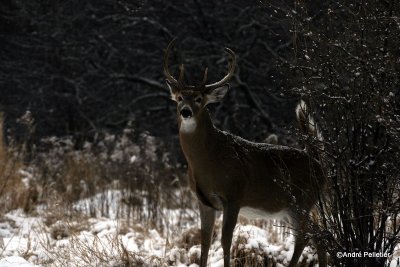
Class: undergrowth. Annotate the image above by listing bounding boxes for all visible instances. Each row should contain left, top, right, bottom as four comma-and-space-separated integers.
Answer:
0, 115, 195, 229
0, 114, 337, 267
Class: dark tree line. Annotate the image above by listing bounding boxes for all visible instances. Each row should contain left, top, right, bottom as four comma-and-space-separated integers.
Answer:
0, 0, 298, 148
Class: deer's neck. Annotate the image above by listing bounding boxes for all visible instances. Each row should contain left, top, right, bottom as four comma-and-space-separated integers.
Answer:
179, 109, 217, 163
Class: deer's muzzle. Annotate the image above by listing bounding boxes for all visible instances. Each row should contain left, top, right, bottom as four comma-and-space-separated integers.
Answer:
180, 107, 193, 119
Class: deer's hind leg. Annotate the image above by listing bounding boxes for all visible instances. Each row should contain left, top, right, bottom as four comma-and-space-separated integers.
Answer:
288, 230, 308, 267
287, 210, 327, 267
316, 244, 327, 267
287, 212, 310, 267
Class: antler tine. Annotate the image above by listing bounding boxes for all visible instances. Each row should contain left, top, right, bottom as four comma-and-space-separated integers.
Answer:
202, 67, 208, 85
163, 38, 178, 85
205, 48, 236, 91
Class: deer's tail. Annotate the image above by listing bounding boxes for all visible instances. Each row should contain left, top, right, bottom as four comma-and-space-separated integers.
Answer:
295, 100, 324, 152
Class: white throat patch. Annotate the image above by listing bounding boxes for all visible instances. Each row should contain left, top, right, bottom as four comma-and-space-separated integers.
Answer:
180, 118, 197, 133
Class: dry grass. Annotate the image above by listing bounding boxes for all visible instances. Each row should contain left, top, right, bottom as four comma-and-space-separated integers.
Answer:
40, 217, 169, 267
0, 114, 37, 214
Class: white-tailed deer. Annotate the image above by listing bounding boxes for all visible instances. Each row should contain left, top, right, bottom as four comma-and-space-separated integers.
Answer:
164, 40, 327, 267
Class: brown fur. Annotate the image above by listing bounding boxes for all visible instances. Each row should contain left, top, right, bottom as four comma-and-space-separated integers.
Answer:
164, 42, 327, 267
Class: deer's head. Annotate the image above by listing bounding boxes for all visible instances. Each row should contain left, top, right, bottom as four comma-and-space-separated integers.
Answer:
164, 39, 236, 133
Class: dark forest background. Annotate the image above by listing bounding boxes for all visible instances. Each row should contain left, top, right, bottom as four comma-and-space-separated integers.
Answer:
0, 0, 303, 151
0, 1, 399, 266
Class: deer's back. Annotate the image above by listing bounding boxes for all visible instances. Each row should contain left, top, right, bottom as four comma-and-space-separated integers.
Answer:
222, 132, 325, 211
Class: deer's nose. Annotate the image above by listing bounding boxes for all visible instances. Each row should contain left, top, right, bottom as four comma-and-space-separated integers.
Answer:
180, 107, 193, 119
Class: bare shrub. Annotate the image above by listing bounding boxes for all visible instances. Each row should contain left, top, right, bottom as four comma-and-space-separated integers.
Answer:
281, 1, 400, 266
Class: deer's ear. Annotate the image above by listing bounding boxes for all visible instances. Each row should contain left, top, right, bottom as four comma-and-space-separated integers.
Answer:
205, 85, 229, 105
166, 80, 178, 102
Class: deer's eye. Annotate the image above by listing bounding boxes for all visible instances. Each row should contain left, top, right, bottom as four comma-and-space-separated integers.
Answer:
177, 96, 183, 102
195, 96, 202, 104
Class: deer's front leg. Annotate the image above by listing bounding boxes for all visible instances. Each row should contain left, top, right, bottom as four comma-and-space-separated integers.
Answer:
199, 201, 216, 267
221, 203, 239, 267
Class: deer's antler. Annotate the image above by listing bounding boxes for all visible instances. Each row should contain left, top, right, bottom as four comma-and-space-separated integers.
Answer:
204, 48, 236, 92
163, 39, 185, 88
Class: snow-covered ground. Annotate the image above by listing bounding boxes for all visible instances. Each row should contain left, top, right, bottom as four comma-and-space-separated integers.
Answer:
1, 190, 399, 267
